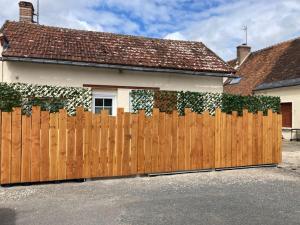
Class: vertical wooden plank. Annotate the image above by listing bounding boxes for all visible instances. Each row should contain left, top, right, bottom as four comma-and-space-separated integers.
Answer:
209, 114, 215, 169
220, 112, 227, 168
83, 111, 92, 178
151, 108, 159, 173
195, 114, 203, 169
242, 109, 248, 166
272, 111, 278, 164
236, 116, 243, 167
225, 114, 232, 168
190, 112, 198, 170
214, 109, 221, 169
40, 111, 50, 182
247, 112, 253, 166
137, 110, 145, 174
277, 114, 282, 163
231, 111, 238, 167
202, 111, 211, 169
144, 117, 152, 174
1, 112, 11, 184
177, 116, 185, 171
49, 113, 58, 181
31, 106, 41, 182
11, 108, 22, 183
165, 113, 173, 172
58, 109, 67, 180
21, 115, 31, 183
131, 114, 138, 175
66, 116, 76, 179
122, 112, 131, 176
266, 109, 273, 164
262, 114, 268, 164
75, 107, 84, 179
108, 116, 116, 176
100, 110, 109, 176
115, 108, 124, 176
91, 114, 100, 178
158, 112, 166, 172
171, 111, 178, 171
256, 112, 264, 165
184, 108, 191, 170
252, 114, 259, 165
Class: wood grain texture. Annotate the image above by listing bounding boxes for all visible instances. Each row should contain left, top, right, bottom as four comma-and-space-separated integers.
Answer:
40, 111, 50, 181
1, 112, 11, 184
11, 108, 22, 183
31, 107, 41, 182
1, 107, 282, 184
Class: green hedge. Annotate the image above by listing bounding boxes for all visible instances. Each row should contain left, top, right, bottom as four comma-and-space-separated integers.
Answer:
0, 83, 22, 112
131, 90, 280, 115
0, 82, 92, 115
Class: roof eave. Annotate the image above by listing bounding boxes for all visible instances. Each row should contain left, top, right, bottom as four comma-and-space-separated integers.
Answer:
3, 56, 236, 78
254, 78, 300, 91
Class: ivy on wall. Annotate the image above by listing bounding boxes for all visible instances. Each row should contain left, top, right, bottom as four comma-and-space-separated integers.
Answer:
0, 82, 92, 115
131, 90, 280, 115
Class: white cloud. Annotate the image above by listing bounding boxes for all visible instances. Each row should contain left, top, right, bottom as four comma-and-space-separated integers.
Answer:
1, 0, 299, 60
164, 32, 186, 40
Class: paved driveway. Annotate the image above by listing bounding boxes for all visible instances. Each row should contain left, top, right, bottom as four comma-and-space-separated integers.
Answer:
0, 142, 300, 225
281, 140, 300, 173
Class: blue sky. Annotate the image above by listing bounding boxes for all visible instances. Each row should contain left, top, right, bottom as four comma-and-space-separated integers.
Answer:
1, 0, 300, 60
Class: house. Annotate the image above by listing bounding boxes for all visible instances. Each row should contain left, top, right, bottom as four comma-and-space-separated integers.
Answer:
224, 38, 300, 139
0, 1, 234, 115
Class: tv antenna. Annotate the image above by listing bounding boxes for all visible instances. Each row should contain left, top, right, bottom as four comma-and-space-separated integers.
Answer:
242, 25, 248, 45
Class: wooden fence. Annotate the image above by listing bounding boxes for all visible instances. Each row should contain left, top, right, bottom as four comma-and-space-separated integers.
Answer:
0, 107, 282, 185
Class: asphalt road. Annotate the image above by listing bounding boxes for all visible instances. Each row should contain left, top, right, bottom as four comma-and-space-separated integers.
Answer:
0, 141, 300, 225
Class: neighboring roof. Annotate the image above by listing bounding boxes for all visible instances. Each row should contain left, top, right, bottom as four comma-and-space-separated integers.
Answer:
0, 21, 234, 75
224, 37, 300, 95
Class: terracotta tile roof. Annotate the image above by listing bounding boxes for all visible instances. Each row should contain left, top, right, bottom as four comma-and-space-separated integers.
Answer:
0, 21, 234, 74
224, 37, 300, 95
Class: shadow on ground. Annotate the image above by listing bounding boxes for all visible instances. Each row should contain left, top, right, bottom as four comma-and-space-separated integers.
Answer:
0, 208, 16, 225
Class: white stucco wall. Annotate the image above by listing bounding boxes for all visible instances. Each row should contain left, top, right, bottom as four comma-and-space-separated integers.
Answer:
1, 61, 224, 112
255, 86, 300, 140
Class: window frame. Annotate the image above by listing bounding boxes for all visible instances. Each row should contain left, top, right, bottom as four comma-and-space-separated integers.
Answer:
92, 92, 117, 116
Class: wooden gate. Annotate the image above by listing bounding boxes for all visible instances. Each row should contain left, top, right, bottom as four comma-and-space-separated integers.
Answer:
0, 107, 282, 185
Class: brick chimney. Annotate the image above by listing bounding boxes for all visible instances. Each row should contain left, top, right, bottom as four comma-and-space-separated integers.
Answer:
237, 44, 251, 66
19, 1, 34, 23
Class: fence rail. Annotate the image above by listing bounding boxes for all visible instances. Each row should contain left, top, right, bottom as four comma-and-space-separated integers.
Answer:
0, 107, 282, 185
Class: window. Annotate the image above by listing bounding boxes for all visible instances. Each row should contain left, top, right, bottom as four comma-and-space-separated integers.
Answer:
229, 77, 242, 85
281, 102, 292, 128
93, 93, 116, 115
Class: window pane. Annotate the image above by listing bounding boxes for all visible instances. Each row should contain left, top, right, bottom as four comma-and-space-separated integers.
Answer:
95, 98, 103, 106
95, 107, 102, 114
104, 99, 112, 107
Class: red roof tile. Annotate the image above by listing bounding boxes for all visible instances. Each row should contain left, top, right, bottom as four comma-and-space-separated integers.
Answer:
1, 21, 234, 74
224, 37, 300, 95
